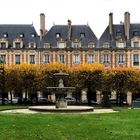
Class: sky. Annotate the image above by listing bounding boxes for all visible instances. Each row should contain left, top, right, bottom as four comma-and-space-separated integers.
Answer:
0, 0, 140, 38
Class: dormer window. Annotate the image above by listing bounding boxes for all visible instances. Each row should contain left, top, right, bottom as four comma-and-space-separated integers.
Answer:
133, 30, 139, 36
29, 42, 36, 48
44, 43, 50, 48
103, 42, 110, 48
116, 31, 122, 36
31, 33, 36, 37
0, 42, 6, 49
15, 42, 21, 48
116, 41, 125, 48
56, 33, 60, 38
3, 33, 8, 38
20, 33, 24, 38
73, 42, 80, 48
132, 41, 139, 48
58, 42, 65, 48
88, 42, 95, 48
80, 33, 85, 38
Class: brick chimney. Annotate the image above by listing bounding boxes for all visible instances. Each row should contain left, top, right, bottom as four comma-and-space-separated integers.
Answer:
67, 20, 72, 40
124, 12, 130, 40
109, 13, 113, 36
40, 13, 46, 39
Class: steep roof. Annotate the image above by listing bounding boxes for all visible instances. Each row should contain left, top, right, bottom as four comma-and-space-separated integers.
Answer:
99, 23, 140, 47
0, 24, 40, 48
43, 25, 98, 48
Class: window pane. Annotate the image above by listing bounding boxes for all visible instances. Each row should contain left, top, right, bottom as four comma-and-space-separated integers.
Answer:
133, 54, 139, 66
133, 42, 139, 47
0, 42, 6, 49
73, 54, 80, 64
15, 42, 21, 48
15, 55, 20, 64
88, 54, 94, 63
118, 54, 125, 63
59, 54, 65, 63
103, 54, 109, 64
44, 55, 50, 63
30, 55, 35, 64
0, 55, 6, 64
58, 43, 65, 48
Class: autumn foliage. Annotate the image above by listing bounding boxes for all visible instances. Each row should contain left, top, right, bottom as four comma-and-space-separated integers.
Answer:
1, 63, 140, 98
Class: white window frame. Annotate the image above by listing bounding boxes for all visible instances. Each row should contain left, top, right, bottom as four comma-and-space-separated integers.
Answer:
59, 54, 65, 63
15, 55, 21, 64
103, 54, 109, 64
44, 54, 50, 64
118, 54, 125, 64
87, 54, 94, 64
73, 54, 80, 64
58, 42, 65, 48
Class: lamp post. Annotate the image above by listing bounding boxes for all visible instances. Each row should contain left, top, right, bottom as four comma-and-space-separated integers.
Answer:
0, 57, 5, 105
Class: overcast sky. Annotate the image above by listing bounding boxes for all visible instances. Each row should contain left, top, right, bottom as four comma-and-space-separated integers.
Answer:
0, 0, 140, 38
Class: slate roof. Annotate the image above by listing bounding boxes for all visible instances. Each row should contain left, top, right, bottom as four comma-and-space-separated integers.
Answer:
99, 24, 140, 48
42, 25, 98, 48
0, 24, 40, 48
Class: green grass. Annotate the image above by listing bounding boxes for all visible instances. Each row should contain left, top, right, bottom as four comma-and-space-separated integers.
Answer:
0, 107, 140, 140
0, 105, 28, 111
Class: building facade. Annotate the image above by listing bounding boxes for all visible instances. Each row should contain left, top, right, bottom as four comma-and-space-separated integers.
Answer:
0, 12, 139, 104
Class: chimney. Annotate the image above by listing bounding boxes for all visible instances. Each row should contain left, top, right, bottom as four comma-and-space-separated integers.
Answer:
40, 13, 46, 39
67, 20, 72, 40
109, 13, 113, 36
124, 12, 130, 40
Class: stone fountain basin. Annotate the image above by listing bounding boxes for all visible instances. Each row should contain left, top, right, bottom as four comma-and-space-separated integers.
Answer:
29, 106, 94, 112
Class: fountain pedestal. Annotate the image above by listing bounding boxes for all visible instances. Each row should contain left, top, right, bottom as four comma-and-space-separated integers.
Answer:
56, 99, 67, 108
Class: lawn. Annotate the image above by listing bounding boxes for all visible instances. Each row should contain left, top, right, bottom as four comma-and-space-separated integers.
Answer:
0, 107, 140, 140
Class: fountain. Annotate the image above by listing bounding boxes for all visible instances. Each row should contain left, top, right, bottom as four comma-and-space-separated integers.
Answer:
29, 71, 94, 112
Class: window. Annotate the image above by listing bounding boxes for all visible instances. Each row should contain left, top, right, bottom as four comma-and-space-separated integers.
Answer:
20, 33, 24, 38
117, 42, 125, 48
103, 43, 110, 48
118, 54, 125, 64
73, 54, 80, 64
103, 54, 109, 64
30, 55, 35, 64
80, 33, 85, 38
0, 42, 6, 49
87, 54, 94, 64
132, 42, 139, 48
133, 31, 139, 36
116, 31, 122, 36
73, 42, 80, 48
31, 33, 36, 37
0, 55, 6, 64
88, 43, 95, 48
3, 33, 8, 38
56, 33, 60, 38
58, 42, 65, 48
29, 42, 36, 48
133, 54, 139, 66
59, 54, 65, 63
15, 42, 21, 48
44, 43, 50, 48
44, 54, 50, 63
15, 55, 20, 64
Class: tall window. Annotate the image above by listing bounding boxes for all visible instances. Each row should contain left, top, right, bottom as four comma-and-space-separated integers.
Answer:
73, 54, 80, 64
15, 42, 21, 48
15, 55, 20, 64
133, 54, 139, 66
30, 55, 35, 64
0, 42, 6, 49
59, 54, 65, 63
44, 54, 50, 63
87, 54, 94, 64
103, 54, 109, 64
58, 43, 65, 48
118, 54, 125, 63
0, 55, 6, 64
